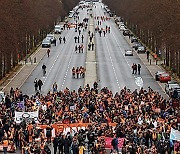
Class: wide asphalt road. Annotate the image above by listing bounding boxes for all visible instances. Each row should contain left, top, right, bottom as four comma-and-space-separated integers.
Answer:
10, 1, 168, 154
21, 6, 89, 96
94, 2, 166, 97
21, 1, 166, 97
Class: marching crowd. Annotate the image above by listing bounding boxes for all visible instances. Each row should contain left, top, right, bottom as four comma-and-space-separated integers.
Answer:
0, 83, 179, 154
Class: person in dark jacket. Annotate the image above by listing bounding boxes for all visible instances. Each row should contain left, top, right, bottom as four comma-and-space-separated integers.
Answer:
46, 125, 52, 144
64, 135, 71, 154
134, 64, 137, 74
38, 79, 43, 91
5, 95, 11, 109
53, 136, 59, 154
34, 78, 38, 91
111, 134, 119, 153
138, 64, 141, 75
72, 140, 79, 154
58, 133, 64, 154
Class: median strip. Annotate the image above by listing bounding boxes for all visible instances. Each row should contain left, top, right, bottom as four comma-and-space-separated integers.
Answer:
84, 14, 97, 87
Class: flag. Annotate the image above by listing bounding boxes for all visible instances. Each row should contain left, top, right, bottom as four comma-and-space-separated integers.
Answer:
170, 127, 180, 141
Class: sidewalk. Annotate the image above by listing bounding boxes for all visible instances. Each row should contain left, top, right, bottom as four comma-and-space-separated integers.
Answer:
84, 14, 97, 87
1, 47, 47, 94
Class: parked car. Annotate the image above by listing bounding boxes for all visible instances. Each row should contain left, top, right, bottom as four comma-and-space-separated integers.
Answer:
42, 38, 51, 48
0, 91, 5, 103
79, 1, 85, 5
155, 71, 165, 81
137, 46, 146, 53
159, 73, 171, 83
131, 37, 138, 43
165, 82, 180, 95
46, 34, 56, 43
123, 30, 130, 36
133, 42, 142, 50
172, 87, 180, 99
54, 25, 63, 34
125, 50, 133, 56
119, 25, 126, 31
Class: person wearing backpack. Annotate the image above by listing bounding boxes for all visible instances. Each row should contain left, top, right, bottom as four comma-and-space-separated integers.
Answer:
111, 134, 119, 153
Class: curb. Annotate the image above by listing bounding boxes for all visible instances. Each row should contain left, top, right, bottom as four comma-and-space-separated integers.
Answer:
1, 43, 42, 91
19, 49, 47, 89
2, 47, 47, 93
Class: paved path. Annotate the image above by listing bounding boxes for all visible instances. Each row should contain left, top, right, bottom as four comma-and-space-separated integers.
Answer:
1, 47, 47, 94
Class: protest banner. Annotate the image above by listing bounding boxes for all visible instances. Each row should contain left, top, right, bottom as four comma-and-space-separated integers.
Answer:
15, 110, 39, 123
104, 137, 124, 149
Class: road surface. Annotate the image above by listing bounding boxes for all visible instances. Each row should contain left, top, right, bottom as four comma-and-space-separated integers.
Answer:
6, 1, 169, 154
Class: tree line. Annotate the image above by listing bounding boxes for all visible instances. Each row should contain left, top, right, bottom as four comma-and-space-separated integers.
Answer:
0, 0, 79, 79
103, 0, 180, 77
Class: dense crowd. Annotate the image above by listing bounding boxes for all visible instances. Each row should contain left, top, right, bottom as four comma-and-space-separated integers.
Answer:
0, 83, 179, 154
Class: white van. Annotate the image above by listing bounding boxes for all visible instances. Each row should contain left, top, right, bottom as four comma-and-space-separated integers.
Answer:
54, 25, 63, 34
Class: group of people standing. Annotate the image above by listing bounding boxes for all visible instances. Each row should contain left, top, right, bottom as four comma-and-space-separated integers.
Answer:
95, 25, 111, 37
74, 35, 84, 44
75, 44, 84, 53
132, 63, 141, 75
34, 78, 43, 92
87, 31, 95, 51
58, 36, 66, 44
72, 66, 86, 79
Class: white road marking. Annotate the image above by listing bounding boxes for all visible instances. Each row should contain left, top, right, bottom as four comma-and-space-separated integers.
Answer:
42, 27, 75, 85
96, 5, 121, 90
104, 34, 121, 90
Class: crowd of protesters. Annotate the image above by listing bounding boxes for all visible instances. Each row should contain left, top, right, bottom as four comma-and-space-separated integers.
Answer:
72, 66, 86, 79
0, 83, 179, 153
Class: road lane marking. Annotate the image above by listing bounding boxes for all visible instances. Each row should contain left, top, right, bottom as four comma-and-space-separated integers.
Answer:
96, 5, 121, 90
104, 34, 121, 90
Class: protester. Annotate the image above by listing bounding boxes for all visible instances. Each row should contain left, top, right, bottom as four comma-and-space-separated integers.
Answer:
47, 49, 50, 57
138, 64, 141, 75
72, 66, 85, 79
59, 36, 62, 44
0, 84, 179, 153
34, 78, 38, 91
0, 8, 179, 153
38, 79, 43, 91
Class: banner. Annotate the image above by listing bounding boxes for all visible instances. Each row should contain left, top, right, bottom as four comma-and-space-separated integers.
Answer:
170, 128, 180, 141
31, 123, 117, 136
15, 110, 39, 123
0, 145, 15, 152
105, 137, 124, 149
